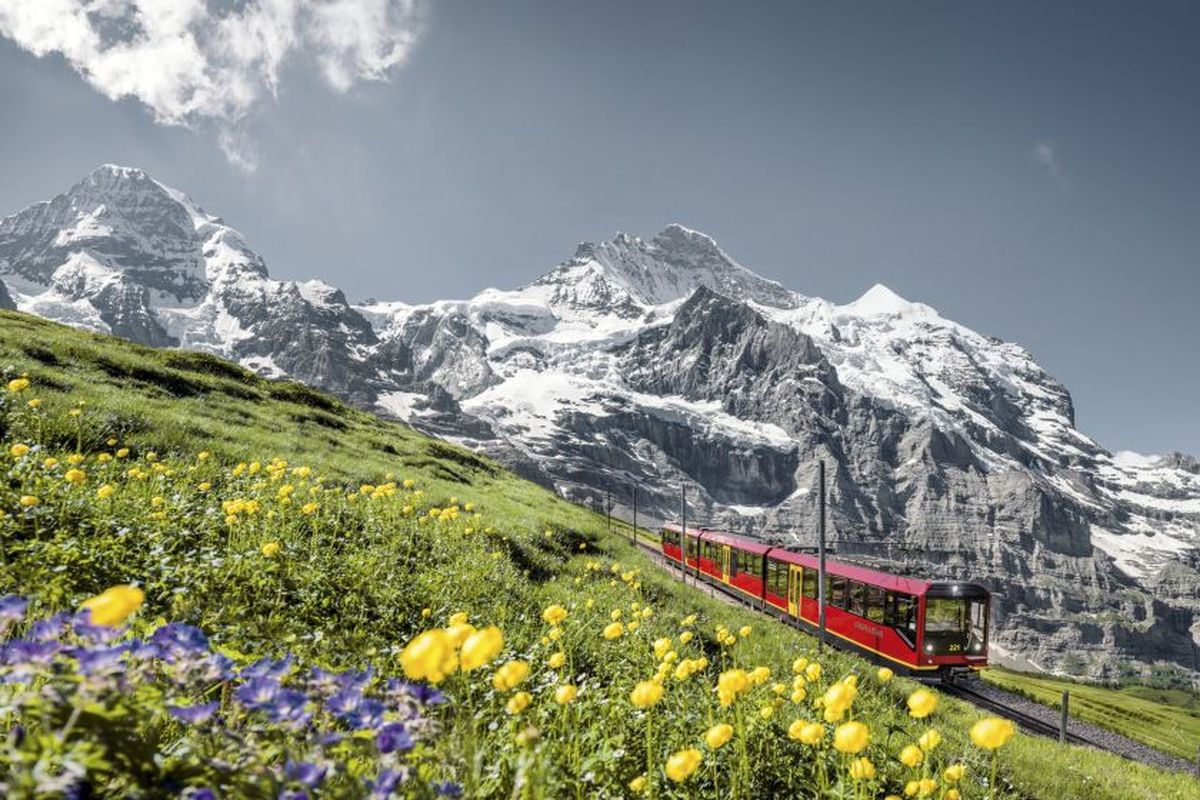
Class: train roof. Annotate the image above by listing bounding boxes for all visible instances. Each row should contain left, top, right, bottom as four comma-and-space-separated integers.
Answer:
664, 523, 943, 597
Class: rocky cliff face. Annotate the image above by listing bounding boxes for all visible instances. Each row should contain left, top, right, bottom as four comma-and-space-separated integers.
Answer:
3, 165, 1198, 680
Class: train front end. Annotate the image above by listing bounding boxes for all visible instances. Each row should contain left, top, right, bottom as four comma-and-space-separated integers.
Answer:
917, 582, 990, 678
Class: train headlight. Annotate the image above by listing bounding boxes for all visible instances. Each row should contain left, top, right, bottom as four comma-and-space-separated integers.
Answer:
924, 644, 933, 653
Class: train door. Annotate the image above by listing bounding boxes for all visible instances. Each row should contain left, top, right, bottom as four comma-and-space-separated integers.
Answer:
787, 565, 802, 616
721, 546, 731, 582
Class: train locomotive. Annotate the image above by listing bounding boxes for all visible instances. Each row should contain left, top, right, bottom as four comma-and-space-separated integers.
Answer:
660, 523, 989, 679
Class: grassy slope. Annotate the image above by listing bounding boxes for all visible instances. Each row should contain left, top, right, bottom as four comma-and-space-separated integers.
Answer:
1, 310, 1196, 799
983, 667, 1200, 762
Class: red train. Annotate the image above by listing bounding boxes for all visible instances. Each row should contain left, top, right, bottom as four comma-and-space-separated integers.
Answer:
660, 524, 989, 678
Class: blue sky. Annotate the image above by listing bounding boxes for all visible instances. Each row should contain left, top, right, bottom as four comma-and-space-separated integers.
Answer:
0, 1, 1197, 456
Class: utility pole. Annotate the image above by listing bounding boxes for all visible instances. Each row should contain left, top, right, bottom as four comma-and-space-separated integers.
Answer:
631, 483, 637, 547
1060, 691, 1069, 744
681, 484, 688, 586
606, 484, 611, 532
818, 460, 827, 654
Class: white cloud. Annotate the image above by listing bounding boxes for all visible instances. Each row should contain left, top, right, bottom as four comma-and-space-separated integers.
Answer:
1032, 141, 1069, 189
0, 1, 425, 169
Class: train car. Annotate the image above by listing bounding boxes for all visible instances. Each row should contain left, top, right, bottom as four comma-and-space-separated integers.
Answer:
659, 525, 989, 679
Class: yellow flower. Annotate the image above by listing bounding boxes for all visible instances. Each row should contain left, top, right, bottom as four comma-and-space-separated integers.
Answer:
899, 744, 924, 767
446, 622, 476, 647
877, 667, 894, 683
944, 764, 965, 783
96, 484, 115, 500
27, 398, 41, 409
542, 604, 568, 625
805, 662, 822, 682
506, 691, 532, 715
627, 620, 639, 632
18, 494, 40, 508
969, 717, 1016, 750
918, 778, 938, 797
822, 681, 857, 715
492, 660, 531, 692
400, 630, 459, 684
904, 781, 919, 797
547, 651, 567, 669
799, 722, 824, 745
64, 468, 87, 485
705, 723, 733, 749
849, 757, 876, 781
7, 377, 30, 392
758, 704, 774, 720
918, 729, 941, 752
9, 443, 29, 458
197, 482, 211, 492
738, 625, 752, 638
610, 608, 622, 620
460, 626, 504, 671
792, 656, 809, 675
301, 502, 320, 515
261, 541, 282, 558
791, 687, 807, 704
67, 453, 84, 465
664, 749, 702, 783
602, 622, 624, 640
548, 626, 563, 641
448, 611, 469, 626
630, 680, 663, 708
748, 666, 771, 686
679, 630, 694, 645
80, 585, 145, 627
906, 688, 938, 719
945, 790, 960, 800
833, 721, 870, 754
43, 457, 58, 469
680, 613, 697, 627
653, 637, 673, 659
554, 684, 579, 704
628, 775, 647, 793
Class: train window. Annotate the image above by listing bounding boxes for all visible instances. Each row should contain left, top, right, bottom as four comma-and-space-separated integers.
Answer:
768, 560, 787, 595
848, 581, 865, 616
884, 592, 917, 644
828, 576, 847, 609
801, 568, 816, 599
865, 586, 885, 623
686, 537, 697, 558
729, 549, 738, 576
923, 596, 988, 655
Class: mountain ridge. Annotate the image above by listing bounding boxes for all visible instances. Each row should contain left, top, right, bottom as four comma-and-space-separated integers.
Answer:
2, 165, 1199, 680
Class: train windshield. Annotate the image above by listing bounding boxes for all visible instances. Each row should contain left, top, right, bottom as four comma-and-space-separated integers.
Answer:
923, 594, 987, 656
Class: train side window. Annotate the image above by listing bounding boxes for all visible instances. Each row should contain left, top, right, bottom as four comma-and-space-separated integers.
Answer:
771, 560, 787, 595
829, 576, 847, 609
866, 585, 885, 623
801, 568, 816, 599
729, 548, 737, 576
766, 559, 778, 593
884, 592, 917, 643
848, 581, 865, 616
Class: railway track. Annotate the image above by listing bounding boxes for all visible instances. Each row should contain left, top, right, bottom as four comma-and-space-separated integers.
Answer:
626, 534, 1195, 771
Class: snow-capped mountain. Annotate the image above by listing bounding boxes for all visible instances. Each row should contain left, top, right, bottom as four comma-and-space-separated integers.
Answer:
3, 165, 1199, 680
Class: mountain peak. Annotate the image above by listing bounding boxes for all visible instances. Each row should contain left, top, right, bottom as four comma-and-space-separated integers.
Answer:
840, 283, 930, 318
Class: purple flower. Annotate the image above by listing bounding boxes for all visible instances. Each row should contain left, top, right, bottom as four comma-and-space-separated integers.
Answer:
433, 781, 462, 797
235, 677, 280, 710
2, 639, 59, 667
74, 644, 128, 676
285, 761, 327, 788
0, 595, 27, 623
325, 687, 362, 716
266, 688, 311, 726
29, 612, 70, 641
368, 768, 406, 798
150, 623, 210, 661
410, 683, 448, 707
72, 612, 121, 644
241, 655, 294, 681
335, 667, 373, 692
167, 701, 220, 725
376, 723, 413, 754
185, 789, 217, 800
344, 697, 385, 731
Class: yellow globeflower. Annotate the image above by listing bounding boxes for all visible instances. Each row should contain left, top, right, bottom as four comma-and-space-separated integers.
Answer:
9, 443, 29, 458
899, 744, 924, 767
80, 585, 145, 627
460, 626, 504, 671
610, 608, 622, 621
918, 778, 938, 797
849, 757, 876, 780
758, 704, 774, 720
918, 728, 942, 752
548, 651, 566, 669
630, 680, 664, 708
822, 681, 857, 715
628, 775, 647, 793
664, 749, 703, 783
906, 688, 938, 719
833, 721, 870, 754
602, 622, 624, 640
554, 684, 578, 704
799, 722, 825, 745
96, 484, 115, 500
64, 468, 87, 485
505, 691, 532, 715
877, 667, 894, 683
542, 604, 568, 626
7, 377, 30, 392
944, 764, 965, 783
680, 613, 697, 627
792, 656, 809, 675
945, 790, 960, 800
653, 637, 672, 659
738, 625, 752, 638
261, 541, 282, 558
492, 660, 531, 692
627, 620, 640, 632
679, 630, 694, 645
969, 717, 1016, 750
449, 611, 469, 626
804, 662, 822, 682
904, 781, 919, 797
400, 629, 458, 684
705, 723, 733, 749
748, 666, 771, 685
19, 495, 39, 508
446, 622, 476, 647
